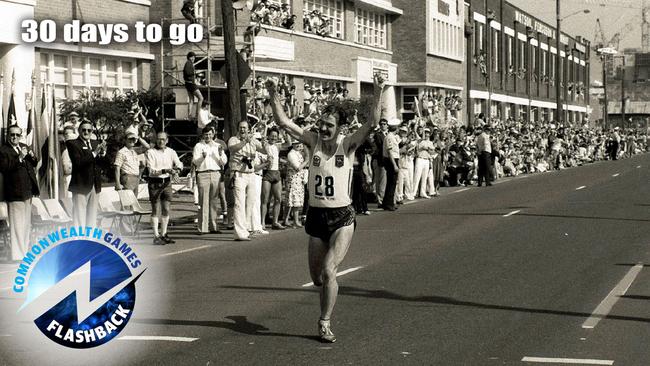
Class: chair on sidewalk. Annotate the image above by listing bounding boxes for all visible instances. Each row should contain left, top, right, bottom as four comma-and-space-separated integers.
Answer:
97, 191, 133, 235
42, 199, 73, 225
32, 197, 69, 233
0, 202, 10, 259
117, 190, 151, 238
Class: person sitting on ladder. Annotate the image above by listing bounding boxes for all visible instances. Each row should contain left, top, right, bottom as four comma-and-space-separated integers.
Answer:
184, 51, 204, 121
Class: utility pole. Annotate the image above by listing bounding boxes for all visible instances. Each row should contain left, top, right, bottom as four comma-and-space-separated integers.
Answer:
621, 56, 626, 128
221, 0, 241, 140
555, 0, 562, 123
603, 55, 608, 129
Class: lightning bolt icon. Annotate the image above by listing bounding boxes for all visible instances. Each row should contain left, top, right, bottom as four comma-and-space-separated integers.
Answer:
19, 262, 146, 323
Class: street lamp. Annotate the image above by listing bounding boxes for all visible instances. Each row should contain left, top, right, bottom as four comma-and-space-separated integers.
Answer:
556, 5, 590, 124
561, 9, 590, 21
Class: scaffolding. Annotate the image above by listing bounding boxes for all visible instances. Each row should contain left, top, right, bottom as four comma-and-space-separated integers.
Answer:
159, 15, 222, 155
159, 14, 258, 155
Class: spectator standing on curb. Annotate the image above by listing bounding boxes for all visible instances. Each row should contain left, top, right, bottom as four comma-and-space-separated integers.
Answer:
381, 118, 400, 211
193, 127, 227, 234
68, 121, 106, 227
284, 140, 309, 227
413, 128, 434, 198
261, 128, 286, 230
475, 125, 492, 187
228, 120, 267, 241
146, 132, 183, 245
372, 119, 388, 205
0, 125, 39, 261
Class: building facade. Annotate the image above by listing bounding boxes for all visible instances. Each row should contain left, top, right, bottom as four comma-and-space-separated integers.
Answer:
467, 0, 591, 125
392, 0, 466, 125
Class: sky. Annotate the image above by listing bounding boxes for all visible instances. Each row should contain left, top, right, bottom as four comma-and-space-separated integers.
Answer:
508, 0, 644, 51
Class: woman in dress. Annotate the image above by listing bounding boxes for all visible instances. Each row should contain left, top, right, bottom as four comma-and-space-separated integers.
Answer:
283, 140, 309, 227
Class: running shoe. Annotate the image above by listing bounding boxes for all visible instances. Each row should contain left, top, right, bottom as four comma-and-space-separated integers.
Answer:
318, 319, 336, 343
162, 234, 176, 244
153, 236, 165, 246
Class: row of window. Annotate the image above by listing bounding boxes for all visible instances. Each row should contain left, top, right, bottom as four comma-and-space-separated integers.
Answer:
40, 52, 137, 100
475, 22, 585, 83
303, 0, 389, 48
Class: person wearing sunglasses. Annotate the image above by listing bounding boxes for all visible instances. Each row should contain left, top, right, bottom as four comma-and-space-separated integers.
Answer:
0, 125, 39, 262
67, 121, 107, 228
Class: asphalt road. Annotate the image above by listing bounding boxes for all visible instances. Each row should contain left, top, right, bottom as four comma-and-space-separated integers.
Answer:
2, 154, 650, 365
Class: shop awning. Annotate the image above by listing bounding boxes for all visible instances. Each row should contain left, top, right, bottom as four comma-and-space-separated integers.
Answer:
355, 0, 403, 15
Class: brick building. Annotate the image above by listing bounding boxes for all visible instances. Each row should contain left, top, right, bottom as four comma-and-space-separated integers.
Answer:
392, 0, 466, 124
467, 0, 591, 125
150, 0, 404, 121
1, 0, 153, 131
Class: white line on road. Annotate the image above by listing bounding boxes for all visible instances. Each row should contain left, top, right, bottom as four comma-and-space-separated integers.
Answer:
582, 263, 643, 329
612, 173, 620, 177
302, 266, 364, 287
453, 188, 471, 193
118, 336, 199, 342
576, 186, 587, 191
0, 287, 11, 292
503, 210, 521, 217
522, 357, 614, 365
159, 245, 212, 258
637, 166, 642, 169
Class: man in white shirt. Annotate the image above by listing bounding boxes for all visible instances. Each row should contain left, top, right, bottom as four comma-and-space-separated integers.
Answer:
146, 132, 183, 245
475, 126, 493, 187
228, 120, 267, 241
114, 131, 144, 195
192, 127, 227, 234
381, 119, 401, 211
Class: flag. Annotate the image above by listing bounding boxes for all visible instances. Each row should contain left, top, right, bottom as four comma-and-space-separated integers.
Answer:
413, 96, 422, 118
34, 83, 49, 196
6, 69, 16, 128
0, 71, 4, 146
49, 85, 63, 200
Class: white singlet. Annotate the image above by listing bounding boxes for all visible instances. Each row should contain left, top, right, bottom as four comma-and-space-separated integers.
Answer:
308, 136, 353, 208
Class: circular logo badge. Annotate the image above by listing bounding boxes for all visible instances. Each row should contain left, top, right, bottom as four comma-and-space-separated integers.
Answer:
15, 230, 145, 349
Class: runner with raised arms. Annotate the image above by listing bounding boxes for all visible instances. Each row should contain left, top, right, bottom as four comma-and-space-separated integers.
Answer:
266, 74, 385, 343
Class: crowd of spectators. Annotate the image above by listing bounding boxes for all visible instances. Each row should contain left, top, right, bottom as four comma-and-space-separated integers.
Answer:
40, 98, 648, 245
248, 75, 350, 121
251, 0, 297, 30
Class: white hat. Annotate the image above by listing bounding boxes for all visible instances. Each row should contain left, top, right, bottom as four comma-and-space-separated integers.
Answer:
387, 118, 401, 127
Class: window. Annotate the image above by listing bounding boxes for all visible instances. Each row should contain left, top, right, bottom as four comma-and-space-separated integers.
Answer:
493, 29, 499, 72
507, 36, 513, 68
39, 52, 137, 100
355, 8, 386, 48
304, 77, 344, 91
519, 40, 526, 69
303, 0, 344, 39
431, 0, 463, 60
541, 50, 547, 76
475, 22, 484, 55
531, 45, 536, 75
402, 88, 419, 112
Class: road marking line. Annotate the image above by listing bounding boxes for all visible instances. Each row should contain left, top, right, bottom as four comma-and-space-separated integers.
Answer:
118, 336, 198, 342
576, 186, 586, 191
612, 173, 620, 177
403, 200, 417, 205
503, 210, 521, 217
454, 188, 471, 193
0, 287, 11, 292
159, 245, 211, 258
637, 166, 642, 169
0, 335, 11, 337
0, 270, 15, 275
582, 263, 643, 329
302, 266, 364, 287
522, 357, 613, 365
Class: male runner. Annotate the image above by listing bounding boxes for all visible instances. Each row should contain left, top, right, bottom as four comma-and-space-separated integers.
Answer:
266, 75, 385, 343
